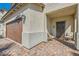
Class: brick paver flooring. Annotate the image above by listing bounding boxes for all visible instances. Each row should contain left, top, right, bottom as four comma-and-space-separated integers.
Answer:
0, 38, 79, 56
0, 38, 29, 56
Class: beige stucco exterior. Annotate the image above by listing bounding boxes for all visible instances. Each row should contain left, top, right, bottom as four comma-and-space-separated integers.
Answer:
2, 3, 79, 50
22, 8, 47, 48
0, 10, 6, 37
47, 16, 74, 38
2, 4, 47, 49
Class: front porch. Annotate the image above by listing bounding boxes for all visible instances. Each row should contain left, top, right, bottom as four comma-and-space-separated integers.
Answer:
46, 4, 77, 50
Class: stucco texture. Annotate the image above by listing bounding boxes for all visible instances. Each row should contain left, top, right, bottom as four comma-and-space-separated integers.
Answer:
47, 16, 74, 38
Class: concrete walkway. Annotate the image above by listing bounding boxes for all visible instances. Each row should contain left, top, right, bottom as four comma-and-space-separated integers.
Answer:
0, 38, 79, 56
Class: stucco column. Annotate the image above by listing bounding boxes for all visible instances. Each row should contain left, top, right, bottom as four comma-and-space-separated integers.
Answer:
22, 4, 47, 49
76, 4, 79, 50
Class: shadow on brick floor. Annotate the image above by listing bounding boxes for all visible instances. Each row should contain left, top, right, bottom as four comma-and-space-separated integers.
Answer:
71, 52, 79, 56
55, 39, 76, 50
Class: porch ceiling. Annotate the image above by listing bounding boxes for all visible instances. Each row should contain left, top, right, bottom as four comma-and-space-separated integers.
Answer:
47, 5, 77, 18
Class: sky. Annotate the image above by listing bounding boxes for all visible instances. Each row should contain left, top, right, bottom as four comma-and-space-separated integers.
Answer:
0, 3, 11, 11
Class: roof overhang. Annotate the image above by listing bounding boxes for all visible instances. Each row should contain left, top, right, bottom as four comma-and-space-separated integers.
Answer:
47, 4, 77, 19
1, 3, 45, 21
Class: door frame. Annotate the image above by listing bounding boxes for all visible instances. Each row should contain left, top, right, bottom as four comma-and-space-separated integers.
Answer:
56, 21, 65, 38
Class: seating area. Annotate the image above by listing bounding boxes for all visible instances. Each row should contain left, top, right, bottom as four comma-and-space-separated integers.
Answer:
65, 32, 73, 40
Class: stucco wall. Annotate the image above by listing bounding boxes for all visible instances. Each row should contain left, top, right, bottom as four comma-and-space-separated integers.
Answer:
29, 9, 45, 32
3, 3, 76, 49
0, 23, 4, 37
3, 4, 47, 49
22, 8, 47, 48
0, 11, 6, 37
47, 17, 53, 34
29, 9, 47, 48
47, 16, 74, 37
